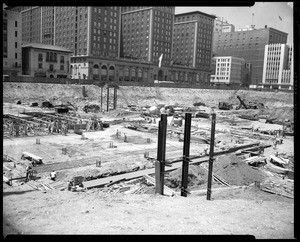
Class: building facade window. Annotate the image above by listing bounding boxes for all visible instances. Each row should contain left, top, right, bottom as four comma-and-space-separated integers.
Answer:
38, 53, 43, 61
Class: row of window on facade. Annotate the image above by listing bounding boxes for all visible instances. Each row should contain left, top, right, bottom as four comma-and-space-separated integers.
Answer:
175, 15, 213, 24
217, 43, 260, 50
93, 6, 119, 14
57, 6, 89, 14
37, 52, 65, 63
37, 63, 66, 71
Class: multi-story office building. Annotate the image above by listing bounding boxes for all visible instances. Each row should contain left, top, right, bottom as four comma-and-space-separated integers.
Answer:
21, 7, 42, 44
214, 17, 235, 33
3, 9, 22, 76
213, 26, 288, 85
210, 56, 245, 84
6, 6, 122, 58
262, 44, 293, 90
5, 5, 217, 87
173, 11, 215, 75
22, 43, 73, 78
120, 7, 175, 65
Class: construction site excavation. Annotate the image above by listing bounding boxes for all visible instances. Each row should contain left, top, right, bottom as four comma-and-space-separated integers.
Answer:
3, 82, 295, 238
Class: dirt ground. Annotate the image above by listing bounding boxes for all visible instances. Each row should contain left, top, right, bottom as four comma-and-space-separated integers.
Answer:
3, 183, 294, 238
3, 83, 295, 238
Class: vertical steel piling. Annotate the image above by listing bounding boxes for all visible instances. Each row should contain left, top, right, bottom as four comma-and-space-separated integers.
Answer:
181, 113, 192, 197
207, 112, 216, 200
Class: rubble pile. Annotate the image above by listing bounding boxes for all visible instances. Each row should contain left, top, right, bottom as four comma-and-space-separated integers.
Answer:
164, 165, 217, 191
214, 154, 266, 186
261, 177, 294, 198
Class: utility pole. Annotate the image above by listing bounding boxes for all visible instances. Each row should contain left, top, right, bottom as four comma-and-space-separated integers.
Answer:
207, 112, 216, 200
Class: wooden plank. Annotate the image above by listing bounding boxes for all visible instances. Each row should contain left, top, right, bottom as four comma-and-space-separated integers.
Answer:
191, 186, 245, 195
270, 155, 288, 166
82, 142, 263, 190
260, 187, 294, 199
106, 178, 126, 187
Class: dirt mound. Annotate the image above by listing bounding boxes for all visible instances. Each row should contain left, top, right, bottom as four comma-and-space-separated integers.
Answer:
239, 107, 294, 123
214, 154, 266, 186
165, 164, 215, 190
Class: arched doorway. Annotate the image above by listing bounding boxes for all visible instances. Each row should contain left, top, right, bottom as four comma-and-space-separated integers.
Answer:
137, 69, 142, 82
158, 69, 163, 81
130, 68, 136, 82
108, 66, 115, 81
124, 67, 129, 81
101, 65, 107, 81
93, 64, 99, 80
49, 74, 54, 78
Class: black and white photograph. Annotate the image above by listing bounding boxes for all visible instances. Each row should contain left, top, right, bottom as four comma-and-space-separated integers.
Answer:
3, 3, 295, 238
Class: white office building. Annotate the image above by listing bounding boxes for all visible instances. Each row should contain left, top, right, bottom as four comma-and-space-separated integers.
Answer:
210, 56, 245, 84
262, 43, 293, 90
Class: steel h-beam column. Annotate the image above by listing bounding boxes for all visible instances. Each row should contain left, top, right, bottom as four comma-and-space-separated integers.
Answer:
155, 114, 167, 195
106, 87, 109, 112
181, 113, 192, 197
207, 112, 216, 200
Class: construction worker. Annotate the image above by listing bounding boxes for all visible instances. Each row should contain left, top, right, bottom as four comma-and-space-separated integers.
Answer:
9, 121, 13, 136
273, 139, 277, 150
53, 120, 59, 133
116, 129, 119, 139
50, 170, 57, 181
15, 124, 19, 137
204, 147, 209, 155
49, 120, 54, 134
68, 180, 74, 191
61, 122, 67, 136
24, 124, 28, 136
25, 164, 32, 182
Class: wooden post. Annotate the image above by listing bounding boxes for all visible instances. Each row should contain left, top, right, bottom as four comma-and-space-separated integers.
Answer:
181, 113, 192, 197
155, 114, 167, 194
207, 112, 216, 200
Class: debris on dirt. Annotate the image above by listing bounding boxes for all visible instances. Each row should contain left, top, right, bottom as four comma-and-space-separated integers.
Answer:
164, 165, 218, 191
214, 154, 266, 186
193, 101, 206, 107
41, 101, 53, 108
83, 104, 100, 113
30, 102, 39, 107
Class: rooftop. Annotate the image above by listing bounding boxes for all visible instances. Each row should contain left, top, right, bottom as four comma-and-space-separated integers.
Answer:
175, 11, 216, 19
21, 43, 73, 53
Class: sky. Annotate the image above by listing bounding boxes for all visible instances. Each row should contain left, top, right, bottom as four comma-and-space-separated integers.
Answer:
175, 2, 294, 45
